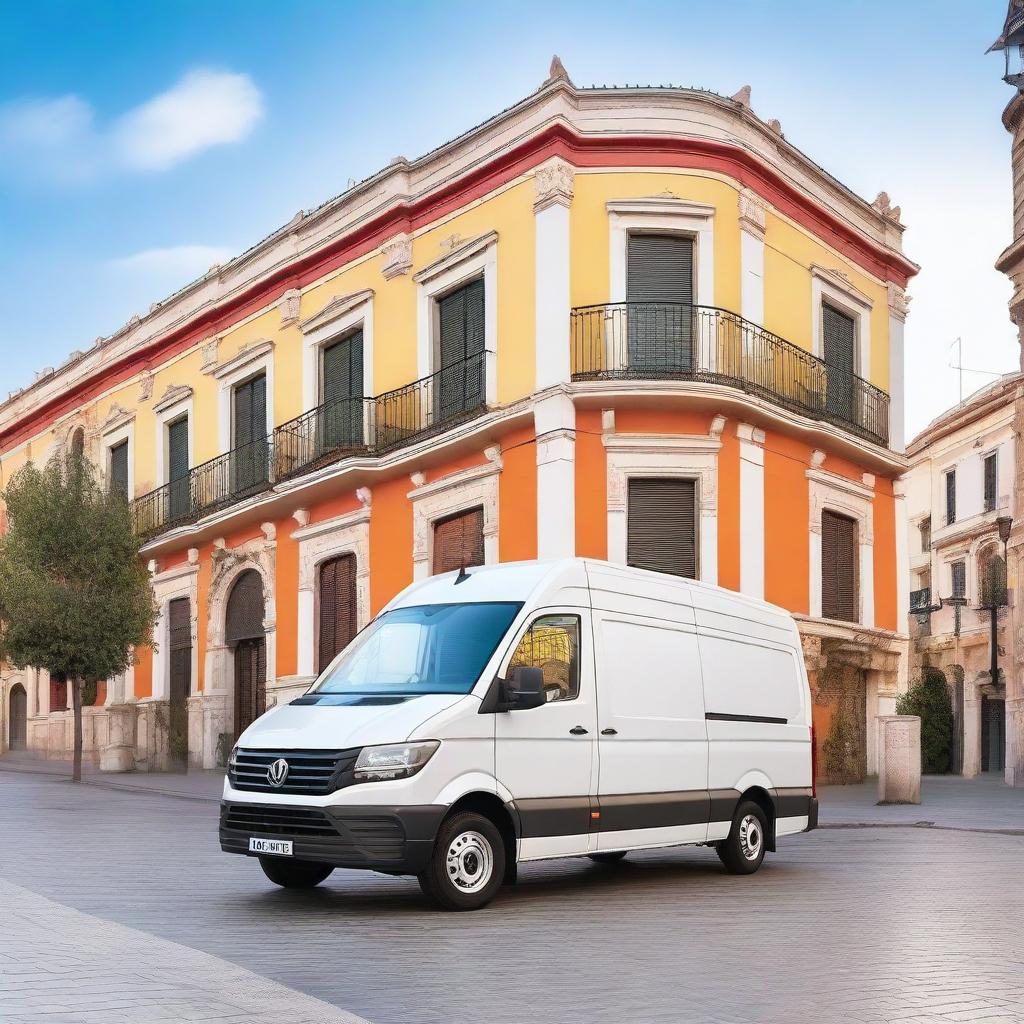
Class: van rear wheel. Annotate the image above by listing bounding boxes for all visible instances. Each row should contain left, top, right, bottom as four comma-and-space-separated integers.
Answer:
418, 811, 505, 911
259, 857, 334, 888
716, 801, 768, 875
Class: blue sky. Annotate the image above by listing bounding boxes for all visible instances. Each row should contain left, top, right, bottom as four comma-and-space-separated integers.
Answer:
0, 0, 1016, 437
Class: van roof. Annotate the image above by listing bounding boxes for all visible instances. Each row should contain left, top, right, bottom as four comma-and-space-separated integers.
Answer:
384, 558, 795, 622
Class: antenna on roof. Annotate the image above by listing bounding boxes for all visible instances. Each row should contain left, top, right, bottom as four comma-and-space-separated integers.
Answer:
454, 565, 472, 585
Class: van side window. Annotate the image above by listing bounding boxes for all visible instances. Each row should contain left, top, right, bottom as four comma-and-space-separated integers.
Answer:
508, 615, 580, 703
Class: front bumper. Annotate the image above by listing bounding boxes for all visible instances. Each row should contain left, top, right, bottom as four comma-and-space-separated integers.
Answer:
219, 801, 447, 874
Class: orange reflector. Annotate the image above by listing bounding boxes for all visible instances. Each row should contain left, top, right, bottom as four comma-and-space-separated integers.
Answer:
590, 811, 601, 819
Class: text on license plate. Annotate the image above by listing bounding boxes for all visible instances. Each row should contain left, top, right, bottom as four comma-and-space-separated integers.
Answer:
249, 838, 293, 856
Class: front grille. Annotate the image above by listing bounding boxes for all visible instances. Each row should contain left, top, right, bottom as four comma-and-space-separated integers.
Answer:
220, 803, 407, 865
228, 748, 359, 795
222, 804, 338, 837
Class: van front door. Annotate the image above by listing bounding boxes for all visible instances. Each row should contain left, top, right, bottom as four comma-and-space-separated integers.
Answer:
495, 609, 597, 860
593, 613, 709, 851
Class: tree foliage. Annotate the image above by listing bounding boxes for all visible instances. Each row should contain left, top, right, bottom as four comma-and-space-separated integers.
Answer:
896, 667, 954, 775
0, 449, 156, 777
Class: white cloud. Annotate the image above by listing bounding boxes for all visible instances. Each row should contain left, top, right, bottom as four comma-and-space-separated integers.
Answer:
112, 69, 264, 172
0, 68, 263, 183
107, 244, 235, 279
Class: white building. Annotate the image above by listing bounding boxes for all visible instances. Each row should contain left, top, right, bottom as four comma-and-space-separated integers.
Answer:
903, 374, 1018, 777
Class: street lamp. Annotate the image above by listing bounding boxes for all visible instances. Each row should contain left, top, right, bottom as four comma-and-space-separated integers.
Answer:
984, 516, 1014, 687
990, 1, 1024, 89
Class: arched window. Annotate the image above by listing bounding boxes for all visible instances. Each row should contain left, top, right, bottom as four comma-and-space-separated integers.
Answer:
70, 428, 85, 459
225, 570, 265, 643
978, 544, 1007, 608
318, 554, 357, 671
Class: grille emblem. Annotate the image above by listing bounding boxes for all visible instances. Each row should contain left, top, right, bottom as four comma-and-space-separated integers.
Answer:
267, 758, 289, 788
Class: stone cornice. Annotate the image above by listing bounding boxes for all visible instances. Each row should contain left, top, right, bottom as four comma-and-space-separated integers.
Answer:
209, 340, 275, 381
299, 289, 373, 336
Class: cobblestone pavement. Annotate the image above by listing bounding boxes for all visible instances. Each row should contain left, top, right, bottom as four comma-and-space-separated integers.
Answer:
1, 771, 1023, 1024
0, 878, 368, 1024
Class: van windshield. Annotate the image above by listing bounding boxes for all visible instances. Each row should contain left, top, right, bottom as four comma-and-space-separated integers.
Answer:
312, 602, 523, 697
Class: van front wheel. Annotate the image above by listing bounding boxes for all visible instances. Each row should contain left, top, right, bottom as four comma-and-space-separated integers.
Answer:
716, 801, 768, 875
259, 857, 334, 888
418, 811, 505, 911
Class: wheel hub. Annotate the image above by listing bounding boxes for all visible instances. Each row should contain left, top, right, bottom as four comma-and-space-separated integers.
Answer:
738, 814, 762, 860
445, 830, 493, 893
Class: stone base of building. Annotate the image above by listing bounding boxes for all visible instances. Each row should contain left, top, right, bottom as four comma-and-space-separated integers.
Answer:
797, 617, 906, 785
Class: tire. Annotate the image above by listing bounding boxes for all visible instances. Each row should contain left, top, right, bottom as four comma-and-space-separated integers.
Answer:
716, 800, 769, 875
588, 850, 628, 864
259, 856, 334, 889
418, 811, 506, 911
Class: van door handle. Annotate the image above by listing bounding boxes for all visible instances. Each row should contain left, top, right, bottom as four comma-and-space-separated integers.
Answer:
569, 726, 589, 736
601, 728, 618, 736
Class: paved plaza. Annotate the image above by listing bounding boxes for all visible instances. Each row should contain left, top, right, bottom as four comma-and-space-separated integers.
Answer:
1, 764, 1023, 1023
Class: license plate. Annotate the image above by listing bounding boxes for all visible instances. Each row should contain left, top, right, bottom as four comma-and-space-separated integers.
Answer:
249, 837, 293, 856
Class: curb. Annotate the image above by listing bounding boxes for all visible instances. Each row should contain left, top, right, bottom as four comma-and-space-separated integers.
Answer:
821, 821, 1024, 837
0, 761, 222, 804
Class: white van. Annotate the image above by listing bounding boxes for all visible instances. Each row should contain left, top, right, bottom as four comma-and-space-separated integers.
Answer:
220, 559, 817, 910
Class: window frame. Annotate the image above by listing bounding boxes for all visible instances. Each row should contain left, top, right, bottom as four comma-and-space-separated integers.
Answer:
945, 468, 957, 526
299, 290, 373, 413
950, 559, 967, 600
415, 233, 497, 405
503, 612, 583, 704
102, 419, 134, 500
810, 266, 872, 380
983, 450, 998, 513
820, 507, 859, 623
155, 392, 193, 488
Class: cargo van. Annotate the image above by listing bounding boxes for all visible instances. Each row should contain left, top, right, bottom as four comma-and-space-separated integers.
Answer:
220, 559, 817, 910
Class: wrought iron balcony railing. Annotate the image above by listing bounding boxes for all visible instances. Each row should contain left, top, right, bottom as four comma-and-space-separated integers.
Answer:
570, 302, 890, 446
131, 352, 487, 538
910, 587, 932, 613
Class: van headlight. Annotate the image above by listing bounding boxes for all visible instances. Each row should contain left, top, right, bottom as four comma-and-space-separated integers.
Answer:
353, 741, 440, 781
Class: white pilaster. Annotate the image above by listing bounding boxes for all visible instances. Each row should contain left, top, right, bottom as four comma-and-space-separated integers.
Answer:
894, 476, 910, 640
534, 158, 574, 390
737, 423, 765, 599
297, 589, 315, 677
535, 393, 576, 560
887, 284, 909, 453
738, 191, 766, 326
860, 539, 875, 628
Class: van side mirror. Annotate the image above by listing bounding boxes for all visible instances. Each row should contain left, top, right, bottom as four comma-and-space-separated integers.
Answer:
504, 666, 546, 710
478, 666, 547, 713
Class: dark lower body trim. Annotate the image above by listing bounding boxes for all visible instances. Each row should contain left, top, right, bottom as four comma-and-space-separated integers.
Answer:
219, 802, 446, 873
515, 787, 817, 839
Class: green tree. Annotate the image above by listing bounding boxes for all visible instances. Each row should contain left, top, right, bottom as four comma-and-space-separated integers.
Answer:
897, 668, 954, 775
0, 449, 156, 781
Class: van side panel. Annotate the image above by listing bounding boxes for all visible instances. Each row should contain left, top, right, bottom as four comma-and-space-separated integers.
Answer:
698, 629, 812, 839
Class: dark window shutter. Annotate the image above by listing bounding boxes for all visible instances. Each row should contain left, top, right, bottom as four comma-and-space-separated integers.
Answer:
321, 332, 364, 447
49, 672, 67, 713
167, 418, 189, 481
626, 478, 697, 578
109, 440, 129, 497
233, 374, 267, 449
821, 510, 857, 622
951, 560, 966, 599
437, 279, 485, 420
946, 470, 957, 525
322, 331, 363, 405
984, 454, 997, 512
167, 417, 190, 521
627, 234, 694, 304
225, 570, 266, 643
432, 506, 485, 575
318, 554, 358, 671
822, 303, 856, 373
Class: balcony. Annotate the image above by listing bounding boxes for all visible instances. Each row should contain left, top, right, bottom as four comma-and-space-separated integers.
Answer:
910, 588, 932, 613
570, 303, 889, 446
131, 352, 486, 539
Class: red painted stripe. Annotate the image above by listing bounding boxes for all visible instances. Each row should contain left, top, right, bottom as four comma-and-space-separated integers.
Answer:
1, 123, 916, 453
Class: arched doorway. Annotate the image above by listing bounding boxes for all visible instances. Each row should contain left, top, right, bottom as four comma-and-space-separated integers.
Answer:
8, 684, 27, 750
225, 570, 266, 740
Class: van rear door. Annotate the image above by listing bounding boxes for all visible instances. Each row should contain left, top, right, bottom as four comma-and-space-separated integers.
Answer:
592, 612, 709, 850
